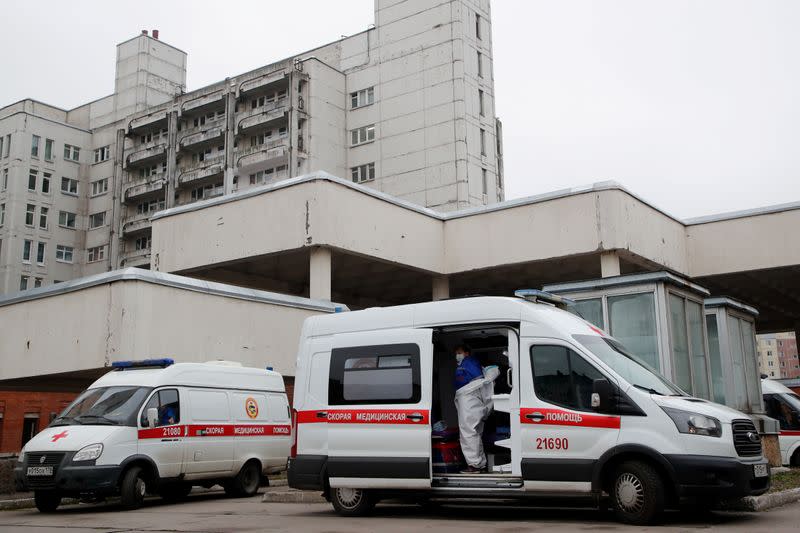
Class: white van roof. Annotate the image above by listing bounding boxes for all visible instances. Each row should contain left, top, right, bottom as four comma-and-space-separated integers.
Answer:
761, 378, 795, 395
89, 362, 285, 393
305, 296, 601, 340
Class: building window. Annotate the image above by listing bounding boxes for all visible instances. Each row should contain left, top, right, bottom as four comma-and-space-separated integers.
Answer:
139, 163, 165, 178
36, 242, 46, 265
21, 414, 39, 447
2, 168, 7, 190
22, 239, 32, 262
190, 182, 223, 202
0, 203, 4, 227
3, 134, 10, 158
350, 125, 376, 146
136, 199, 165, 215
91, 178, 109, 196
58, 210, 77, 229
480, 128, 486, 155
42, 172, 51, 194
0, 137, 3, 159
34, 277, 43, 288
94, 146, 110, 163
61, 177, 79, 195
669, 294, 711, 399
478, 89, 485, 116
351, 163, 375, 184
56, 245, 74, 263
88, 211, 106, 229
477, 51, 483, 78
350, 87, 375, 109
28, 169, 37, 191
20, 275, 29, 291
39, 207, 49, 230
44, 138, 54, 161
87, 245, 106, 263
482, 168, 488, 195
25, 204, 35, 226
135, 236, 151, 250
63, 144, 80, 162
31, 135, 40, 158
476, 13, 482, 40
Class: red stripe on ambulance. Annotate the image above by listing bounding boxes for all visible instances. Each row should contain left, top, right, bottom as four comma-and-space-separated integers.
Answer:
297, 409, 430, 425
520, 408, 620, 429
137, 424, 291, 439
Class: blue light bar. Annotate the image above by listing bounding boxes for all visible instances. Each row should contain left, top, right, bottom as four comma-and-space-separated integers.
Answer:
514, 289, 575, 308
111, 358, 175, 370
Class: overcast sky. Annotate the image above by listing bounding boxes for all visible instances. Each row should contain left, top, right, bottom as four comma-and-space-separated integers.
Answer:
1, 0, 798, 218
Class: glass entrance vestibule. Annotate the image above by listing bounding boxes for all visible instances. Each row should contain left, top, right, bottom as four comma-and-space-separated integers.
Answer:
543, 272, 759, 412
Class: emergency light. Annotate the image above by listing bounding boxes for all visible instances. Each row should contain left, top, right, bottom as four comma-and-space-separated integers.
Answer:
514, 289, 575, 309
111, 358, 175, 370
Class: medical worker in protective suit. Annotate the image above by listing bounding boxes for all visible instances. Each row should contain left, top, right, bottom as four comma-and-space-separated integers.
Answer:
453, 344, 491, 473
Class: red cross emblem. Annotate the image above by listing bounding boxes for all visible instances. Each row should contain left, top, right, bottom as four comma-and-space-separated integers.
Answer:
51, 431, 68, 442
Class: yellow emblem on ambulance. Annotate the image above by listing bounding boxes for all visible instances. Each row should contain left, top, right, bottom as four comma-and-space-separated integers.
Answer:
245, 397, 259, 419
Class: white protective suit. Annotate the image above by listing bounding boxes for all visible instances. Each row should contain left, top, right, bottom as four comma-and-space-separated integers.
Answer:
454, 365, 499, 469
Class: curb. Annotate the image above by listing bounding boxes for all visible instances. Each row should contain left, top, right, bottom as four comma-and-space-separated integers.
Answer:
733, 487, 800, 512
0, 497, 78, 511
262, 489, 326, 504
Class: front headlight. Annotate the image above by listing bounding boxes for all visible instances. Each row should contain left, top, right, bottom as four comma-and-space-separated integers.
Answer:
73, 443, 103, 462
661, 407, 722, 437
17, 450, 25, 463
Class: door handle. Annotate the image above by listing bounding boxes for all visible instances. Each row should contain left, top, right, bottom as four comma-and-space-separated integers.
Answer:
525, 412, 545, 421
316, 411, 328, 419
507, 367, 513, 389
407, 414, 424, 422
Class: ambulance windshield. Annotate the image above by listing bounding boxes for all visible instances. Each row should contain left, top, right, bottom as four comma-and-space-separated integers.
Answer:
52, 386, 152, 427
574, 335, 683, 397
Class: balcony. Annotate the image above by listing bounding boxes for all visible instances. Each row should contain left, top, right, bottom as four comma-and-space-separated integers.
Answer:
239, 71, 287, 95
182, 91, 224, 115
121, 213, 152, 236
235, 140, 288, 173
179, 126, 225, 151
120, 246, 150, 267
123, 177, 166, 203
126, 144, 167, 168
178, 154, 225, 187
128, 111, 168, 135
237, 103, 288, 134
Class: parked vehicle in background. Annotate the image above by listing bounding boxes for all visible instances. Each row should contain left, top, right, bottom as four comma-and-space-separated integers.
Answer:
288, 291, 770, 525
762, 378, 800, 466
15, 359, 290, 512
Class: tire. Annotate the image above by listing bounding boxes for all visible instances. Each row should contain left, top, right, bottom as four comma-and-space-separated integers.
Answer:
610, 460, 665, 525
791, 449, 800, 468
158, 482, 192, 502
120, 465, 148, 510
330, 487, 375, 517
224, 461, 261, 498
33, 491, 61, 513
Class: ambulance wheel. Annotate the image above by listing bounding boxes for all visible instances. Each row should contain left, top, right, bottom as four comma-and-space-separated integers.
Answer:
158, 482, 192, 502
330, 487, 375, 517
225, 460, 260, 497
120, 465, 148, 510
34, 491, 61, 513
610, 460, 665, 525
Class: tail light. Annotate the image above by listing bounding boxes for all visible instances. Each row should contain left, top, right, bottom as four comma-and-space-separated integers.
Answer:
290, 408, 298, 458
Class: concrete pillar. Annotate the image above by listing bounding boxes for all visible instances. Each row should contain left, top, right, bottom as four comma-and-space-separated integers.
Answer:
600, 251, 621, 278
223, 88, 237, 195
432, 275, 450, 301
309, 247, 332, 301
165, 110, 178, 208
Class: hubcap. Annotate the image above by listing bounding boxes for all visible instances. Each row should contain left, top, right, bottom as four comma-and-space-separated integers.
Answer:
136, 478, 146, 498
615, 473, 644, 513
336, 488, 363, 509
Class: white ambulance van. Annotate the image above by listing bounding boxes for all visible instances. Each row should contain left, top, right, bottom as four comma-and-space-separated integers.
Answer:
288, 292, 770, 525
15, 359, 290, 512
762, 378, 800, 466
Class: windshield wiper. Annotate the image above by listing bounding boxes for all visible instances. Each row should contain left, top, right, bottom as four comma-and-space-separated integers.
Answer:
50, 416, 79, 427
633, 384, 664, 396
74, 414, 118, 425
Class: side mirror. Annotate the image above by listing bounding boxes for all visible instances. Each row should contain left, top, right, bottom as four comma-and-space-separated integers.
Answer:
592, 378, 614, 413
146, 407, 158, 428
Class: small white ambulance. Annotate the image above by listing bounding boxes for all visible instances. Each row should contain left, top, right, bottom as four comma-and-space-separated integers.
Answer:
762, 378, 800, 466
288, 292, 770, 525
15, 359, 290, 512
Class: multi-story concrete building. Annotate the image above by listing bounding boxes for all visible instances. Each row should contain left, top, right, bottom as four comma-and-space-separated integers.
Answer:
0, 0, 503, 294
758, 332, 799, 379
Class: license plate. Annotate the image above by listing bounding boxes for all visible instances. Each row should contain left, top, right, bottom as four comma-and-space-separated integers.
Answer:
27, 466, 53, 476
753, 464, 768, 478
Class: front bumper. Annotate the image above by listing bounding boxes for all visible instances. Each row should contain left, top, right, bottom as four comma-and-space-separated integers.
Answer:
665, 454, 770, 500
15, 462, 122, 496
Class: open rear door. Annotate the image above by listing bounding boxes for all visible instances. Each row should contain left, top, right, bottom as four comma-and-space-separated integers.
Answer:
326, 328, 433, 489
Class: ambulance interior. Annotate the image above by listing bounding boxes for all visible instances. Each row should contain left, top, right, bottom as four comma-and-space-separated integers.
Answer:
431, 327, 513, 477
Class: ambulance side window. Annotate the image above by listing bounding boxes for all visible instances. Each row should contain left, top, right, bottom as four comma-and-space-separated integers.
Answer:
530, 345, 605, 412
329, 344, 420, 405
140, 389, 181, 427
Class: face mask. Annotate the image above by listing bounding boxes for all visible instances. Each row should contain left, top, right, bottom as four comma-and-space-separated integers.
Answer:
456, 353, 465, 364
